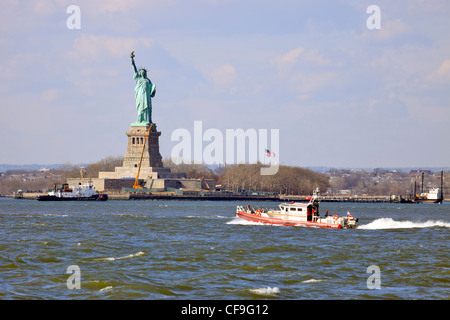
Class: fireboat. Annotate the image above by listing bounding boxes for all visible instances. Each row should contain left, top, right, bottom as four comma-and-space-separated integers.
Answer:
236, 188, 358, 229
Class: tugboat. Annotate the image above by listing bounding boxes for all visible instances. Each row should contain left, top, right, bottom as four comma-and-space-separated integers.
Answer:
236, 188, 358, 229
36, 182, 108, 201
37, 168, 107, 201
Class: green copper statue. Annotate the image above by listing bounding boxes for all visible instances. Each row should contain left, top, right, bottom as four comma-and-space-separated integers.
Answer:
130, 51, 156, 126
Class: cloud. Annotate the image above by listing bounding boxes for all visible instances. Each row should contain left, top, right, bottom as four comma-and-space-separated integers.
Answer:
67, 34, 153, 61
370, 55, 390, 69
279, 47, 305, 65
59, 34, 154, 97
437, 59, 450, 80
422, 58, 450, 87
405, 0, 449, 14
207, 64, 237, 86
368, 98, 409, 120
273, 46, 332, 70
271, 47, 337, 93
378, 19, 409, 41
63, 0, 170, 15
290, 71, 337, 93
41, 88, 60, 102
301, 49, 332, 66
354, 18, 410, 43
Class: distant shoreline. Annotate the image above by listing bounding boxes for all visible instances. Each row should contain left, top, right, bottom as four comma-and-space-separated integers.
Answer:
2, 163, 449, 173
5, 192, 448, 203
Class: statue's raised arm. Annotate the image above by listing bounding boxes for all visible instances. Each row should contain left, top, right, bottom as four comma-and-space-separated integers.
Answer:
130, 51, 138, 74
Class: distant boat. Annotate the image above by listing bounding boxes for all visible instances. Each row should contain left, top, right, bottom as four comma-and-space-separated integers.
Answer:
36, 182, 108, 201
236, 188, 358, 229
415, 187, 443, 203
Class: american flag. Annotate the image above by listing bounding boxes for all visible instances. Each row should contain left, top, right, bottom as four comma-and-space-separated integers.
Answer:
265, 149, 276, 157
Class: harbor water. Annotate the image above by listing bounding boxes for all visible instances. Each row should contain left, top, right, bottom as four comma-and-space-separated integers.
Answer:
0, 197, 448, 300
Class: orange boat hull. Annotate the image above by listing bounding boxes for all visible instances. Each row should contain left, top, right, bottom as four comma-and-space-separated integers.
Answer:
237, 211, 342, 229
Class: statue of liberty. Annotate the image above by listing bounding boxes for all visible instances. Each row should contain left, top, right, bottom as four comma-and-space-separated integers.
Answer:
130, 51, 156, 126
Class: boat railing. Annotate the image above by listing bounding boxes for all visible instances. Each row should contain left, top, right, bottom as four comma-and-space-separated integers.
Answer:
236, 205, 247, 213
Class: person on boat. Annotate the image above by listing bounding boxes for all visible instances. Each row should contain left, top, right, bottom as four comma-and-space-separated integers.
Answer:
307, 207, 312, 221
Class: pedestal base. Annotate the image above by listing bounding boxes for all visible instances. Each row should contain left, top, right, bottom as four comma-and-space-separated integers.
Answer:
98, 166, 186, 180
94, 123, 191, 192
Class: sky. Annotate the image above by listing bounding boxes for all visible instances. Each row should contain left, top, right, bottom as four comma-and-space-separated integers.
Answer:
1, 0, 450, 168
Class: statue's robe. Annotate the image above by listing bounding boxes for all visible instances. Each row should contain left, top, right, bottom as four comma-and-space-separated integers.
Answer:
134, 72, 156, 124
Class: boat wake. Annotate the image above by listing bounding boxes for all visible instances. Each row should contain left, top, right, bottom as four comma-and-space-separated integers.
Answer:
227, 217, 281, 226
359, 218, 450, 230
227, 217, 255, 225
230, 216, 450, 230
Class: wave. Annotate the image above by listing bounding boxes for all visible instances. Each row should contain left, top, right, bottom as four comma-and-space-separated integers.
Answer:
229, 217, 450, 230
226, 217, 267, 226
84, 280, 113, 291
112, 214, 148, 218
99, 286, 113, 292
187, 215, 229, 219
359, 218, 450, 230
227, 217, 285, 226
95, 251, 145, 261
301, 279, 324, 283
227, 217, 253, 225
249, 287, 279, 296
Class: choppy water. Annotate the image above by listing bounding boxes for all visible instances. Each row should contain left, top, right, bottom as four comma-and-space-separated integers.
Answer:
0, 197, 448, 300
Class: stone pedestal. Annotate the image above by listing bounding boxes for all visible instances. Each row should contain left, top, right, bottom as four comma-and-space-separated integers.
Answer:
98, 124, 186, 180
123, 124, 163, 169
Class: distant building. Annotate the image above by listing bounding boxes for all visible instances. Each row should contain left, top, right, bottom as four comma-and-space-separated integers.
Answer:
408, 169, 432, 177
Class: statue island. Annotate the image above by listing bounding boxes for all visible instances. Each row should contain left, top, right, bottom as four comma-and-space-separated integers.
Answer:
67, 52, 214, 193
